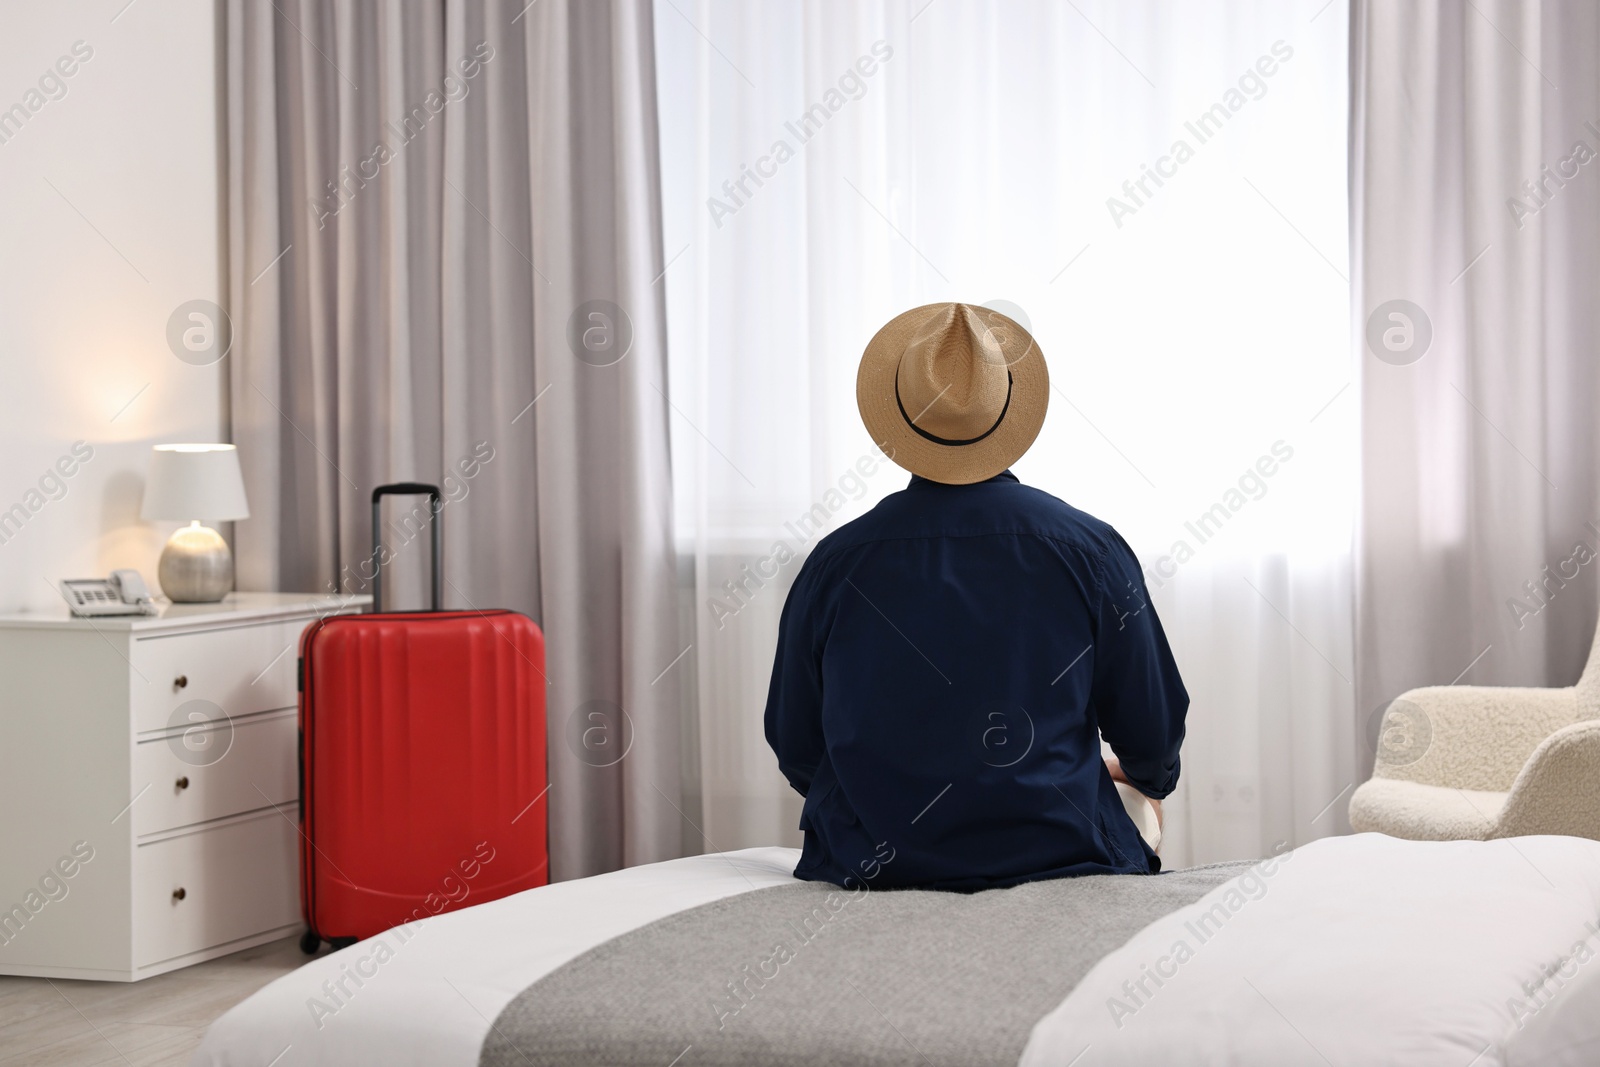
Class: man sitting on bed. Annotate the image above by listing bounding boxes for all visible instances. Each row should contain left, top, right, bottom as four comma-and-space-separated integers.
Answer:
764, 302, 1188, 891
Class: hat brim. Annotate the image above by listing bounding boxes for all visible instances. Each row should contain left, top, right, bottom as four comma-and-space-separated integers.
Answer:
857, 304, 1049, 485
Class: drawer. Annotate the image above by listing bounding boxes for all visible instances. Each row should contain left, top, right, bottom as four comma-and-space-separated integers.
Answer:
134, 808, 301, 968
131, 619, 307, 734
133, 711, 297, 837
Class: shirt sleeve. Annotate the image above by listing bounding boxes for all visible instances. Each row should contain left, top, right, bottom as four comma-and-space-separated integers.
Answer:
763, 558, 827, 797
1090, 532, 1189, 800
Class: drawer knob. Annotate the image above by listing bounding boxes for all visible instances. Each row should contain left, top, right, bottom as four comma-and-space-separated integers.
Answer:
174, 675, 189, 690
175, 776, 190, 790
172, 887, 187, 902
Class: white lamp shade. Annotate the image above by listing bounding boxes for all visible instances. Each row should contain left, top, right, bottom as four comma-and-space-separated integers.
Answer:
140, 444, 251, 522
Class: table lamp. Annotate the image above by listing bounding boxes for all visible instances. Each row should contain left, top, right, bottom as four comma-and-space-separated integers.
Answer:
140, 444, 250, 603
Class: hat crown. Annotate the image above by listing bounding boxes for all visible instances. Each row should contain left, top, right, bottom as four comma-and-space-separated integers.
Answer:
895, 304, 1009, 442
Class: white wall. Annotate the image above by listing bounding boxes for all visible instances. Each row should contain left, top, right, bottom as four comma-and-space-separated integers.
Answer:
0, 0, 224, 611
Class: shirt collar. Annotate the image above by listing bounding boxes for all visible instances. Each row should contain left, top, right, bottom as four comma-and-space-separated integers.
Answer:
907, 469, 1019, 489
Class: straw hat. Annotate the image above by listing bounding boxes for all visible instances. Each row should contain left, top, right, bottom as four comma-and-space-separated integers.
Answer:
856, 302, 1048, 485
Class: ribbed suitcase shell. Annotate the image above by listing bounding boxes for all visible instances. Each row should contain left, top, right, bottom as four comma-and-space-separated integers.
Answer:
298, 609, 547, 942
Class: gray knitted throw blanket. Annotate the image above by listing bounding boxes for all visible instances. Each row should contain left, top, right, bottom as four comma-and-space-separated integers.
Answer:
480, 861, 1250, 1067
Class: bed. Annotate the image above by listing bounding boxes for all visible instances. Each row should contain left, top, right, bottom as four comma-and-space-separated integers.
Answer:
194, 833, 1600, 1067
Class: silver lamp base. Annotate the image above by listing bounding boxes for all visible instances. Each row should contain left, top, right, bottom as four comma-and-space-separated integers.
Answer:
158, 522, 234, 603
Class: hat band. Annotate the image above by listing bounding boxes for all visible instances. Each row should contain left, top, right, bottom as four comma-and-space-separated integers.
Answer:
895, 371, 1014, 447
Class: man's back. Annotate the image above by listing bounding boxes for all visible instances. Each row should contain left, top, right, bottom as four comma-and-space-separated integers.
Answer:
764, 470, 1187, 890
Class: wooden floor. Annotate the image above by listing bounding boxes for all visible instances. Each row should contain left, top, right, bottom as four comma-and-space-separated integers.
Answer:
0, 936, 315, 1066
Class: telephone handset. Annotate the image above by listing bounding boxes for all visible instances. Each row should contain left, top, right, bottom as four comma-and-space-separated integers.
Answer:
61, 570, 159, 617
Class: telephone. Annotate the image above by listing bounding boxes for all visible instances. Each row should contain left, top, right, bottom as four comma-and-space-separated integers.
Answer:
61, 570, 159, 617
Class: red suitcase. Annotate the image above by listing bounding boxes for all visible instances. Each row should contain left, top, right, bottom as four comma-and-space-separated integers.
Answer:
297, 482, 548, 952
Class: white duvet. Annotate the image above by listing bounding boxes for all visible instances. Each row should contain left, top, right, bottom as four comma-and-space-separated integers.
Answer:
194, 834, 1600, 1067
1021, 833, 1600, 1067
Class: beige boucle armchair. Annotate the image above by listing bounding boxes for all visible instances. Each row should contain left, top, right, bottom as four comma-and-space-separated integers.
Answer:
1349, 637, 1600, 842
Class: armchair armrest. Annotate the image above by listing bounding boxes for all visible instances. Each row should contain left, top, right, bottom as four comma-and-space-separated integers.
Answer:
1371, 685, 1581, 792
1494, 720, 1600, 841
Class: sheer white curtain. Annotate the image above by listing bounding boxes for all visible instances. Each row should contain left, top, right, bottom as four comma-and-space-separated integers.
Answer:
654, 0, 1354, 866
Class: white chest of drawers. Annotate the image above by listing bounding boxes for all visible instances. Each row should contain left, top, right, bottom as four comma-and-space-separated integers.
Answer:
0, 592, 367, 981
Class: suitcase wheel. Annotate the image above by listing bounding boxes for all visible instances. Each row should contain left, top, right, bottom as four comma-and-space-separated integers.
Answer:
299, 929, 321, 955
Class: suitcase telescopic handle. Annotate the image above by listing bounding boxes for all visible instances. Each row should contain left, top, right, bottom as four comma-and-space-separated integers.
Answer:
370, 483, 443, 613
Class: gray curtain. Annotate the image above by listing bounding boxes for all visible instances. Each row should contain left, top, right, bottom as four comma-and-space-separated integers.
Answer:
1353, 1, 1600, 750
225, 0, 687, 879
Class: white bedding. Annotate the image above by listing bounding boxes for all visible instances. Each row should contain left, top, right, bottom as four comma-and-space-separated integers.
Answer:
1022, 833, 1600, 1067
195, 835, 1600, 1067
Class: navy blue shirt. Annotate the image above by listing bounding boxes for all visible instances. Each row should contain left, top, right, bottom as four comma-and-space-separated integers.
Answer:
763, 471, 1187, 891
